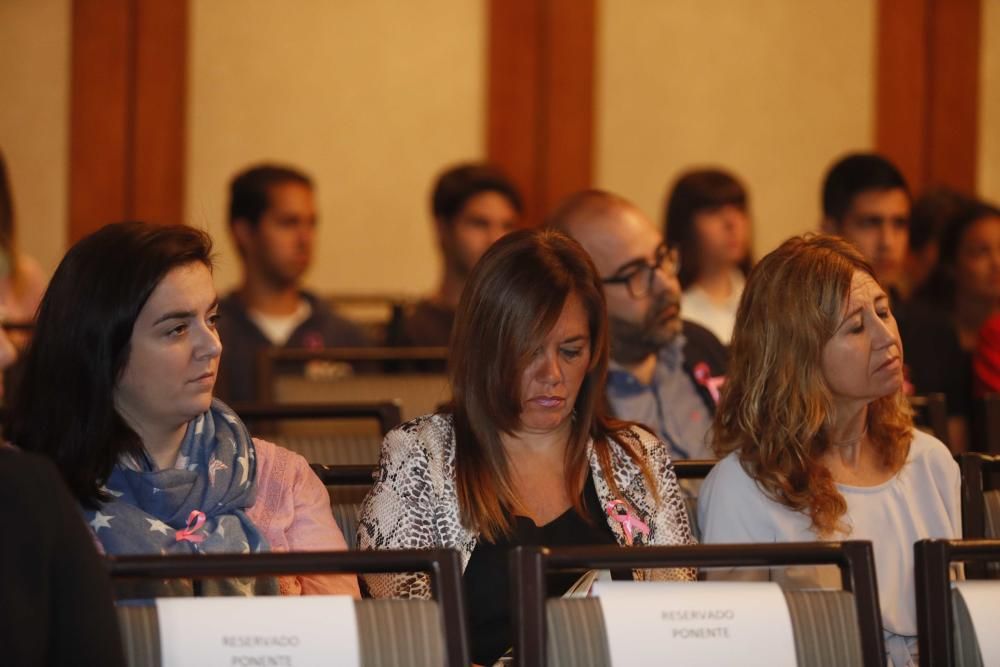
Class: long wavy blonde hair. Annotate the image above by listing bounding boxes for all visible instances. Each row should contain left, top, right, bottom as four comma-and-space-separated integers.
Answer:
713, 234, 913, 536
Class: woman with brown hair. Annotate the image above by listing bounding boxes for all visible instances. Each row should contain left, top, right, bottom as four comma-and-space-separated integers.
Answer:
698, 234, 960, 667
358, 228, 694, 666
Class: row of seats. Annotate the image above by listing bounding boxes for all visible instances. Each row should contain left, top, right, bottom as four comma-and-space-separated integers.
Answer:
311, 454, 1000, 553
107, 538, 1000, 667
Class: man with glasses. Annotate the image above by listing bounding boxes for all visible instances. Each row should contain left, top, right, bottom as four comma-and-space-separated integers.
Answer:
550, 190, 727, 461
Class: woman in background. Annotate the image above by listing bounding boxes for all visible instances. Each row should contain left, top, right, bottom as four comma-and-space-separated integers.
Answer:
0, 149, 47, 330
360, 228, 694, 666
664, 168, 752, 345
699, 234, 960, 667
7, 221, 358, 598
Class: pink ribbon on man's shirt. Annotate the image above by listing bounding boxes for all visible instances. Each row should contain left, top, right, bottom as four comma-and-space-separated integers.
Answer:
605, 500, 649, 546
175, 510, 207, 543
692, 362, 725, 405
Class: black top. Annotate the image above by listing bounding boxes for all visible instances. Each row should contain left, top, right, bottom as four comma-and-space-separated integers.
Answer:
464, 473, 627, 665
894, 296, 972, 418
0, 449, 125, 666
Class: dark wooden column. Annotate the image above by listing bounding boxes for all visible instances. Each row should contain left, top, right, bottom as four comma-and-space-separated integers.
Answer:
876, 0, 981, 193
488, 0, 596, 225
69, 0, 188, 242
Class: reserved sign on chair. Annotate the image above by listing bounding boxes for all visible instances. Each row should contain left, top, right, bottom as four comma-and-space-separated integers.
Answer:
592, 581, 797, 666
953, 581, 1000, 665
156, 596, 360, 667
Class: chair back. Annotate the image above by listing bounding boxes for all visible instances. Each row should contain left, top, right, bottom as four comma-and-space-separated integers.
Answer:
914, 539, 1000, 667
234, 402, 401, 465
108, 549, 470, 667
512, 541, 885, 667
258, 347, 450, 422
311, 464, 378, 550
672, 459, 717, 541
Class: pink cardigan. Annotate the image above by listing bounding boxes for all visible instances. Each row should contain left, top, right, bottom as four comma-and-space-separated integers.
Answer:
247, 439, 361, 598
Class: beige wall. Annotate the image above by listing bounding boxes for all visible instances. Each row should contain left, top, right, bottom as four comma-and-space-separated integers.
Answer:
595, 0, 875, 259
0, 0, 70, 277
979, 0, 1000, 204
186, 0, 486, 297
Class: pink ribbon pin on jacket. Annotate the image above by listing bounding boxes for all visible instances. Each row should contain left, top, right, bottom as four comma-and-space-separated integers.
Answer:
605, 500, 649, 546
175, 510, 207, 543
692, 362, 725, 405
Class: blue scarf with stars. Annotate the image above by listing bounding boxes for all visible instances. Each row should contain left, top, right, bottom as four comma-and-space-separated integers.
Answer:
85, 399, 270, 563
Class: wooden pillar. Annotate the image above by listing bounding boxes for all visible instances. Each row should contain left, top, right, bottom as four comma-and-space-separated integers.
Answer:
488, 0, 596, 225
69, 0, 188, 242
876, 0, 981, 193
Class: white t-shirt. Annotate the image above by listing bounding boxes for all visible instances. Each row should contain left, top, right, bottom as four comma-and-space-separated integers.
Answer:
681, 270, 745, 345
698, 428, 960, 642
248, 298, 312, 346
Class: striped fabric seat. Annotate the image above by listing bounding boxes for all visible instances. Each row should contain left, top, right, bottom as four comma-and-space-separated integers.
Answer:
332, 501, 365, 550
952, 587, 986, 667
274, 374, 450, 423
546, 589, 863, 667
268, 434, 383, 465
116, 598, 443, 667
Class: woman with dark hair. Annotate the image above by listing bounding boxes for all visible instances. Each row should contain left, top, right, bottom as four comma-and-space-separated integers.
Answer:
7, 221, 359, 597
664, 168, 752, 344
699, 235, 960, 667
918, 198, 1000, 352
359, 228, 694, 666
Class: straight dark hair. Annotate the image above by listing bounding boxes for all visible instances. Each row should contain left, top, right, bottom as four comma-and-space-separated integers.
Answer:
229, 163, 312, 226
821, 152, 909, 223
431, 162, 523, 224
6, 222, 214, 508
664, 168, 751, 289
449, 228, 655, 541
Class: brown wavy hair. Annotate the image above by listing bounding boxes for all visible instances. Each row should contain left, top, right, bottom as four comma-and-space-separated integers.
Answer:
450, 228, 656, 542
712, 234, 912, 536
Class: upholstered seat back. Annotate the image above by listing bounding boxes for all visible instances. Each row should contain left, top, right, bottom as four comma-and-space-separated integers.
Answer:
116, 598, 444, 667
545, 589, 863, 667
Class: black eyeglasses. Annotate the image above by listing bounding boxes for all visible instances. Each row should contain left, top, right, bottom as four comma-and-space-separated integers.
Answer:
601, 244, 680, 298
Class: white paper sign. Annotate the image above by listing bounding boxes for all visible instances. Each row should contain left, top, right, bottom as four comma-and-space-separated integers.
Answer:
593, 581, 797, 667
954, 581, 1000, 666
156, 595, 360, 667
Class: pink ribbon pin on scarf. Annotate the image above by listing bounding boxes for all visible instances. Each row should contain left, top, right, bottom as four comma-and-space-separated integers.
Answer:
605, 500, 649, 546
175, 510, 207, 543
692, 362, 725, 405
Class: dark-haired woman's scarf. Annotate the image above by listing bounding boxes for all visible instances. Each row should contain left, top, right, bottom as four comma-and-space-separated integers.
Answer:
83, 399, 273, 594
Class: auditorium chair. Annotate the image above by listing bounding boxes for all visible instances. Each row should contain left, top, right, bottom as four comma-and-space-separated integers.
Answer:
512, 541, 884, 667
915, 538, 1000, 666
108, 549, 470, 667
256, 346, 451, 422
233, 401, 401, 466
311, 464, 378, 550
672, 459, 717, 541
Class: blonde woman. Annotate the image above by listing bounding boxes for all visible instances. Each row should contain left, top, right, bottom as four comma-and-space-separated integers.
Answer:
698, 235, 959, 667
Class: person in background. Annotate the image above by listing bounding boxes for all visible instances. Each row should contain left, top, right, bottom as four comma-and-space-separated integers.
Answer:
663, 168, 753, 345
0, 149, 47, 335
216, 164, 369, 403
390, 162, 522, 348
699, 234, 960, 667
7, 222, 359, 598
359, 229, 694, 666
904, 187, 972, 300
821, 152, 969, 452
551, 190, 727, 462
918, 199, 1000, 352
